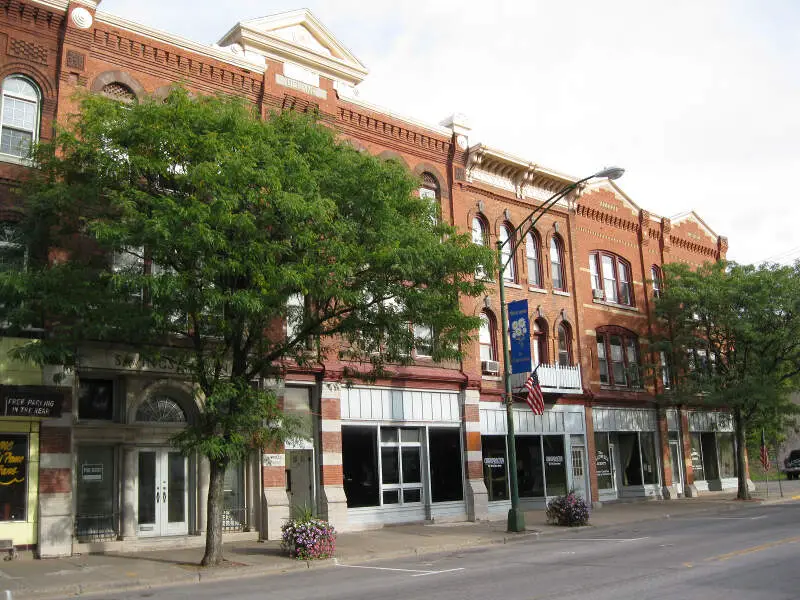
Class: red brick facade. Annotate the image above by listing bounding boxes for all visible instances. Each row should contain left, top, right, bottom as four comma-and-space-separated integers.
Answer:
0, 1, 735, 549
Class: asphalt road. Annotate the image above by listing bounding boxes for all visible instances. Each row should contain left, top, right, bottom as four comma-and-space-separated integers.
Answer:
90, 501, 800, 600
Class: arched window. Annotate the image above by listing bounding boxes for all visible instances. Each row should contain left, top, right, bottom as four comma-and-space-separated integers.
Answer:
101, 82, 136, 104
419, 172, 440, 225
479, 310, 497, 365
472, 215, 488, 279
135, 395, 187, 423
557, 322, 572, 366
0, 221, 26, 272
1, 75, 41, 158
651, 265, 662, 298
589, 251, 634, 306
596, 326, 641, 388
533, 317, 548, 366
550, 235, 566, 291
499, 224, 516, 282
526, 231, 542, 288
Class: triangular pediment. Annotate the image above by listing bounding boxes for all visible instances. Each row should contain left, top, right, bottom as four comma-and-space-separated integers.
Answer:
217, 9, 368, 85
579, 180, 641, 217
670, 210, 718, 242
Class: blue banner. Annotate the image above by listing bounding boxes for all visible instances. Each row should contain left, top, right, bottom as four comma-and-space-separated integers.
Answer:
508, 299, 532, 374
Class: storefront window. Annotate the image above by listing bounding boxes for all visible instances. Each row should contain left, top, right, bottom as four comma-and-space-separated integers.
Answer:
0, 434, 27, 521
543, 436, 567, 496
640, 432, 658, 484
594, 433, 614, 490
515, 435, 544, 498
482, 436, 508, 501
76, 445, 115, 539
717, 433, 737, 478
342, 426, 379, 508
618, 432, 642, 486
690, 432, 704, 481
429, 428, 463, 502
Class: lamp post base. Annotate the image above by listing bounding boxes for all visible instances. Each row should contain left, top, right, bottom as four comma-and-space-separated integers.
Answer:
507, 507, 526, 532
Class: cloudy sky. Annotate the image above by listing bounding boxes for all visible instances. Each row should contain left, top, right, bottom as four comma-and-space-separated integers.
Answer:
100, 0, 800, 264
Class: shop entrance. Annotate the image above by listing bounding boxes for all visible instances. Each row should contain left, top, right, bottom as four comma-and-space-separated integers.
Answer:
137, 450, 188, 537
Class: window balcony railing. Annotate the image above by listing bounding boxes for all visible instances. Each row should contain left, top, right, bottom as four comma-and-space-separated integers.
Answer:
510, 363, 582, 395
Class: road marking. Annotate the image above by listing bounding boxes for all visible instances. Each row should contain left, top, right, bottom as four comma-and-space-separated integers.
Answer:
411, 568, 466, 578
334, 563, 465, 578
555, 537, 649, 542
705, 535, 800, 563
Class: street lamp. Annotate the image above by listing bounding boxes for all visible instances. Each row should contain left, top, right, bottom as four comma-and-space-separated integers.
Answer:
497, 166, 624, 533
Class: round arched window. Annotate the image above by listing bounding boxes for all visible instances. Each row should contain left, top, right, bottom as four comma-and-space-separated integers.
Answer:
135, 395, 187, 423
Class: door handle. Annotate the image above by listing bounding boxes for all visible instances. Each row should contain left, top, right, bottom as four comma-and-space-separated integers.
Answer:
163, 490, 167, 503
156, 487, 160, 503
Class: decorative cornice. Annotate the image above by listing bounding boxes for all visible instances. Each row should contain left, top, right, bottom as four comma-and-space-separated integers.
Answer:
337, 106, 451, 157
465, 145, 576, 200
575, 204, 639, 233
95, 11, 266, 72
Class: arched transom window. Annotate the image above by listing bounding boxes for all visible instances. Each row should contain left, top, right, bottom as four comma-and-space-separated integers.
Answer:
136, 395, 187, 423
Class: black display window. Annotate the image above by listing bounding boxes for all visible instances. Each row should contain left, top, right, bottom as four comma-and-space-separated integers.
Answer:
342, 426, 379, 508
429, 428, 463, 502
481, 435, 508, 501
79, 379, 114, 420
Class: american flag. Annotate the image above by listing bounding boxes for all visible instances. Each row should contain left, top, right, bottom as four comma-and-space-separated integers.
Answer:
523, 368, 545, 415
760, 429, 770, 471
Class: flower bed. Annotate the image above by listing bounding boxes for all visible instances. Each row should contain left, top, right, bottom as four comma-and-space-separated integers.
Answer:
281, 517, 336, 560
545, 492, 590, 527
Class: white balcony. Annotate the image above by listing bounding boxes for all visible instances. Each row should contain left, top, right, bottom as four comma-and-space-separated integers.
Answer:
510, 363, 582, 395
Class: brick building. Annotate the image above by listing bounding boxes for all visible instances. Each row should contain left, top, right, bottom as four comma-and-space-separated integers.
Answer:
0, 0, 737, 557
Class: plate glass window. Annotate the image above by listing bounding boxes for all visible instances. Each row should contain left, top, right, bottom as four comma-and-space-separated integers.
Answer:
526, 232, 541, 287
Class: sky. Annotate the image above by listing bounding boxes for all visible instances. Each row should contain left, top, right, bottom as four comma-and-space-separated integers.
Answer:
99, 0, 800, 264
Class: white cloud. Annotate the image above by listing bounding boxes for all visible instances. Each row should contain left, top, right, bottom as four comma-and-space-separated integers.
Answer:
102, 0, 800, 263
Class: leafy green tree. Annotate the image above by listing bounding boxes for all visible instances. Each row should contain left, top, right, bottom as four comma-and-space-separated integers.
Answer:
0, 89, 494, 565
652, 261, 800, 499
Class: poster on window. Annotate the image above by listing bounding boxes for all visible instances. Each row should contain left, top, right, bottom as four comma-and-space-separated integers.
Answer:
0, 434, 27, 521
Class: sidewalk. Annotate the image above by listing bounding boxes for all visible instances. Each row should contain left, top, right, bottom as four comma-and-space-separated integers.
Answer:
0, 493, 793, 599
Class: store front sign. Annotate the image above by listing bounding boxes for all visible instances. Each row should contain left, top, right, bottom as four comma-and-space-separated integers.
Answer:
483, 457, 505, 469
545, 455, 564, 466
1, 386, 63, 418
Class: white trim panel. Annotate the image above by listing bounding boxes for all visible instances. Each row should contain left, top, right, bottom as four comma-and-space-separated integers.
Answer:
592, 407, 657, 432
480, 402, 585, 435
341, 387, 460, 423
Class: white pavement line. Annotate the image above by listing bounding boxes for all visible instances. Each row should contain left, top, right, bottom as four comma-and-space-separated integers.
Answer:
411, 568, 465, 578
335, 564, 434, 574
555, 537, 649, 542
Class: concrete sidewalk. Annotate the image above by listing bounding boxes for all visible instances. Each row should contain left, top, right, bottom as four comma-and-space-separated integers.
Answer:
1, 493, 794, 599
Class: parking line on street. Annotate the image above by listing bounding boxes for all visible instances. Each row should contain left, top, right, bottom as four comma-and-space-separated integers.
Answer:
334, 562, 465, 578
554, 537, 649, 542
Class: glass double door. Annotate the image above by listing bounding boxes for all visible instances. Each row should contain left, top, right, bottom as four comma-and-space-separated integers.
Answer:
138, 450, 188, 537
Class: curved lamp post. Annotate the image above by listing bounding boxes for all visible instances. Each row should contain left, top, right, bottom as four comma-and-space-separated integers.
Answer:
498, 166, 624, 533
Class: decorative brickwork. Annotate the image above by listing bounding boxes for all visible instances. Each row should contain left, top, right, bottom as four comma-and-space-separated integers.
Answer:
8, 37, 47, 65
65, 49, 85, 70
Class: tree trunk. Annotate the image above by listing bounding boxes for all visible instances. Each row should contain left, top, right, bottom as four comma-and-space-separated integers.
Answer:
201, 457, 229, 566
734, 407, 750, 501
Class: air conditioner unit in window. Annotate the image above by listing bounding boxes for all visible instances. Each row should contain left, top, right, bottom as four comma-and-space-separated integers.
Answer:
592, 289, 605, 300
481, 360, 500, 375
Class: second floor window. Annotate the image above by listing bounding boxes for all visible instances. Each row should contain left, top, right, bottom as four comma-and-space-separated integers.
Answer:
0, 221, 26, 272
557, 322, 572, 366
500, 224, 515, 282
596, 328, 641, 388
590, 251, 634, 306
472, 215, 488, 279
1, 75, 41, 159
651, 265, 662, 299
479, 310, 496, 363
419, 172, 440, 225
